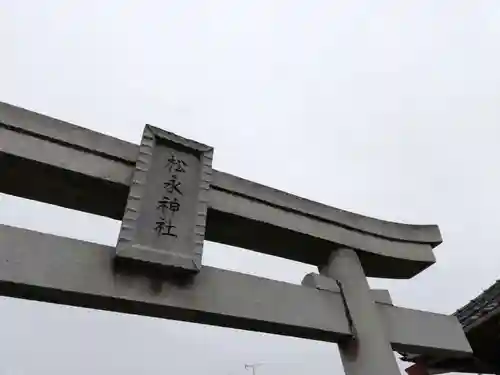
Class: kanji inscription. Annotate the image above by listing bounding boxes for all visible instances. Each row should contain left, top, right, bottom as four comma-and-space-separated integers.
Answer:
115, 125, 213, 274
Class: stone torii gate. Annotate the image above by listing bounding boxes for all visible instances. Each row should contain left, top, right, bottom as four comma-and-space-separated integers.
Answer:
0, 102, 471, 375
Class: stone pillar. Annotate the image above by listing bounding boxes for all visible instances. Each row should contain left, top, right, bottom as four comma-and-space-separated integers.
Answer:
321, 248, 401, 375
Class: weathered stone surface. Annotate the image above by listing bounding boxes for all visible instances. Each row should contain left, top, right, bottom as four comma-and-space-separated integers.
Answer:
321, 249, 401, 375
0, 224, 472, 356
0, 101, 442, 278
116, 125, 213, 274
0, 101, 474, 375
302, 273, 393, 305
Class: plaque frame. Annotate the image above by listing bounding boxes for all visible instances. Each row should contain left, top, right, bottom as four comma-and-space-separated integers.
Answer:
115, 125, 214, 274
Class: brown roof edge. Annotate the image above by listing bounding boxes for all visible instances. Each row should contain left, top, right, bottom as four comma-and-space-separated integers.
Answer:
406, 362, 449, 375
406, 362, 430, 375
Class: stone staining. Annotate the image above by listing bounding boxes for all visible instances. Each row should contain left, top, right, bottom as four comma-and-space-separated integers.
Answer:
115, 125, 213, 275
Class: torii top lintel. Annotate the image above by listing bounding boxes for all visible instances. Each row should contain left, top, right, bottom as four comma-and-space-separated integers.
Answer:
0, 101, 442, 279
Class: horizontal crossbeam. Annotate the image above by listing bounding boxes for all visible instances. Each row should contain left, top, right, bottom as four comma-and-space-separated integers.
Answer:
0, 102, 441, 278
302, 273, 393, 305
0, 224, 471, 356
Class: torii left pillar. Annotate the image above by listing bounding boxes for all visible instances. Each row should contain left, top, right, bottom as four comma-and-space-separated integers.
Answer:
321, 248, 402, 375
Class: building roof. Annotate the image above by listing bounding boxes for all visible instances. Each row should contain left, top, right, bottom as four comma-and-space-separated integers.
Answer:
453, 279, 500, 331
401, 280, 500, 374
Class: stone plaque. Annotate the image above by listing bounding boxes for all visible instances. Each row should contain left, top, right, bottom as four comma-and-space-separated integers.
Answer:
115, 125, 213, 274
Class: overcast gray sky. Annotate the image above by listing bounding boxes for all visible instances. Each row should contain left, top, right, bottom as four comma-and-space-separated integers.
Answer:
1, 1, 500, 374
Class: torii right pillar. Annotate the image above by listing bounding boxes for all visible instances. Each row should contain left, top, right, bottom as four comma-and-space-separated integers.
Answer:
321, 248, 402, 375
